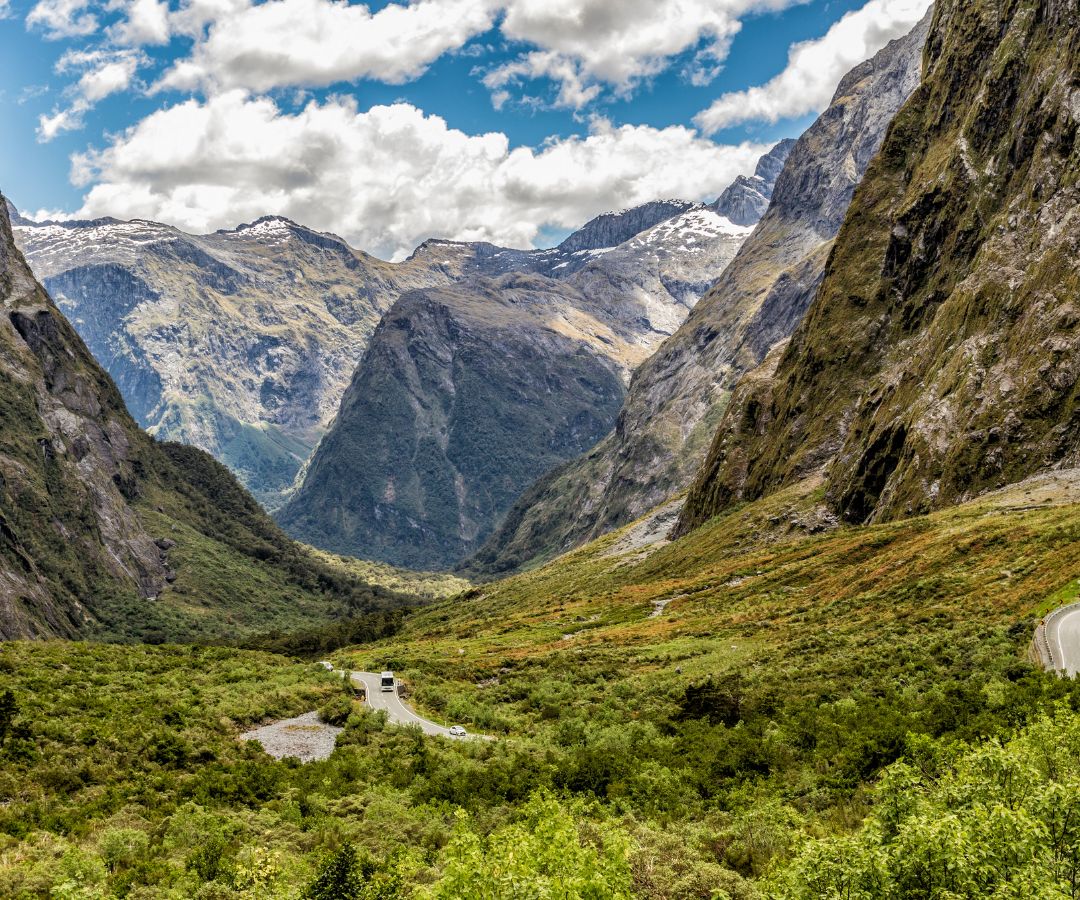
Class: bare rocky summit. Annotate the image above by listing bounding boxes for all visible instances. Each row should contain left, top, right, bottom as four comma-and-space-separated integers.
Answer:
712, 139, 796, 226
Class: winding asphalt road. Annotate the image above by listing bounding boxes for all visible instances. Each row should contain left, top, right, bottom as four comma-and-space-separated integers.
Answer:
350, 671, 478, 739
1045, 604, 1080, 676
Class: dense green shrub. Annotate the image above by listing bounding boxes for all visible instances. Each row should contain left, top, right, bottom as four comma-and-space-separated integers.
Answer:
772, 706, 1080, 898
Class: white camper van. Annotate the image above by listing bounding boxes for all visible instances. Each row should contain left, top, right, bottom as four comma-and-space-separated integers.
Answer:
380, 671, 395, 692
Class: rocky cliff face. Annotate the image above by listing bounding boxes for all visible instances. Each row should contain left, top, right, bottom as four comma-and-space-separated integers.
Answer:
466, 14, 931, 577
713, 139, 796, 226
277, 188, 764, 568
679, 0, 1080, 533
13, 216, 477, 508
0, 195, 399, 640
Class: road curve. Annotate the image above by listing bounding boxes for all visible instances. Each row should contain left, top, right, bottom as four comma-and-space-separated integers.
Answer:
350, 671, 475, 739
1045, 604, 1080, 676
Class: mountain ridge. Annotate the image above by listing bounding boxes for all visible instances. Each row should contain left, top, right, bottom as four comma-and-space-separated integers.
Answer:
465, 12, 932, 577
678, 0, 1080, 534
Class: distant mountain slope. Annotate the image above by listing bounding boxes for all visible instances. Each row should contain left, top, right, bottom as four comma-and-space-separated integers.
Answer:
466, 12, 931, 578
277, 193, 765, 568
11, 195, 751, 512
277, 276, 626, 569
0, 195, 403, 641
11, 216, 488, 508
678, 0, 1080, 533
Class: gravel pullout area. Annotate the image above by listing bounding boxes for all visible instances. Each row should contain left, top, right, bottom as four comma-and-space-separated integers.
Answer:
239, 711, 342, 762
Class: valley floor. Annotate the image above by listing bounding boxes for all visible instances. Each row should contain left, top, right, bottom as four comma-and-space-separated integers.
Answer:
4, 472, 1080, 897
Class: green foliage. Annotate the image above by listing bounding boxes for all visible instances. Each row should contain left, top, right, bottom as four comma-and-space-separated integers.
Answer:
157, 442, 417, 617
8, 423, 1080, 897
425, 794, 632, 900
772, 705, 1080, 898
318, 689, 357, 727
239, 610, 406, 658
303, 847, 409, 900
0, 688, 17, 747
303, 846, 365, 900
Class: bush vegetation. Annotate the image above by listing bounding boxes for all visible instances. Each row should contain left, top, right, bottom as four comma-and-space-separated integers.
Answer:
4, 477, 1080, 896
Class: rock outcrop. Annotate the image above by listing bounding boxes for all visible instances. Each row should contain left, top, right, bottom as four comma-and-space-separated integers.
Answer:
555, 201, 699, 254
678, 0, 1080, 532
712, 139, 796, 226
466, 13, 931, 577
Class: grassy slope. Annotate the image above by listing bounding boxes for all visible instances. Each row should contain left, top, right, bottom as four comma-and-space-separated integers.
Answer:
82, 443, 422, 645
305, 548, 470, 601
334, 474, 1080, 877
346, 475, 1080, 731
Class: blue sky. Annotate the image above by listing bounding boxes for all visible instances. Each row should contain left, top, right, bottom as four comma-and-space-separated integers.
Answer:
0, 0, 930, 258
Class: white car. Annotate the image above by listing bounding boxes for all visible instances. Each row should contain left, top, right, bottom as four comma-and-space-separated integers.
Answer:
448, 725, 468, 737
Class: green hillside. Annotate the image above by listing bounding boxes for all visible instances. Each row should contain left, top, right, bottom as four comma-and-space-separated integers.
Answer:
4, 472, 1080, 896
680, 0, 1080, 534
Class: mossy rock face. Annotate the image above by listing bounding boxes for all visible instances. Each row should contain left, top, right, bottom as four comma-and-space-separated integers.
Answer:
680, 0, 1080, 533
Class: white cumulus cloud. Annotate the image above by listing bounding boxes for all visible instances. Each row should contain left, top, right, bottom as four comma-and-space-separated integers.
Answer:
37, 49, 146, 142
109, 0, 170, 45
71, 92, 768, 259
136, 0, 805, 107
38, 103, 90, 141
155, 0, 499, 94
489, 0, 755, 108
27, 0, 98, 38
695, 0, 931, 134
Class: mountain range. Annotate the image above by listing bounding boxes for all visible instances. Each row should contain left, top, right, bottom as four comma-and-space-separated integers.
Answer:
467, 10, 932, 576
276, 194, 776, 568
10, 213, 484, 509
9, 1, 1080, 895
13, 153, 790, 569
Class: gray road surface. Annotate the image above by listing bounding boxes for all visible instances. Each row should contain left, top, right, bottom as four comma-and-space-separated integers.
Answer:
1046, 604, 1080, 676
351, 671, 474, 739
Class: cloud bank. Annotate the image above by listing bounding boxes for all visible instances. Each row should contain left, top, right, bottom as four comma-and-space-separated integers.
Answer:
695, 0, 931, 133
73, 92, 768, 259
